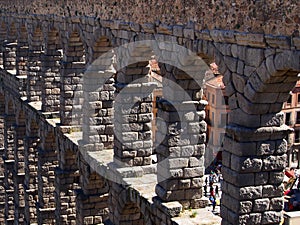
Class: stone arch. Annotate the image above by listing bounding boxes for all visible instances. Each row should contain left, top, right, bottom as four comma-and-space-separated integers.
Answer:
109, 185, 149, 225
219, 47, 300, 224
0, 21, 6, 41
7, 22, 17, 41
90, 27, 114, 64
222, 49, 300, 128
64, 30, 87, 63
6, 98, 15, 115
117, 202, 146, 225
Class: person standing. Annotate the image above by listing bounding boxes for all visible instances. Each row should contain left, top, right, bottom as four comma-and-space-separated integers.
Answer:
210, 195, 216, 212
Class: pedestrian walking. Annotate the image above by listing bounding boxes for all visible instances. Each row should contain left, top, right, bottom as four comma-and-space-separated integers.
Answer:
210, 195, 216, 212
215, 185, 219, 197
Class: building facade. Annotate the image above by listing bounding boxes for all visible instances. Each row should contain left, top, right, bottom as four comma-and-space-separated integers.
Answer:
204, 71, 229, 169
283, 80, 300, 168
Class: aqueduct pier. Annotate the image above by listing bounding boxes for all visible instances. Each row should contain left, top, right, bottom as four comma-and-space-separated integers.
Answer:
0, 1, 300, 224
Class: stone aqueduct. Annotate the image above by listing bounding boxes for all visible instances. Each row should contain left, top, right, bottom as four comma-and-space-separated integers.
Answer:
0, 4, 299, 225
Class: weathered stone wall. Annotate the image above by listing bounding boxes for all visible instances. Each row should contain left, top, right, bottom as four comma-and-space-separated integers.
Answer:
0, 0, 299, 35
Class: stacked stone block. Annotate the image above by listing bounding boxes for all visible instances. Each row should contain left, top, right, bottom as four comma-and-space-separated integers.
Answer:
76, 153, 109, 225
3, 101, 16, 222
60, 32, 85, 125
54, 169, 79, 224
2, 41, 17, 71
41, 30, 62, 112
114, 62, 155, 166
82, 70, 115, 150
13, 116, 26, 224
109, 182, 146, 225
55, 133, 79, 224
37, 131, 57, 225
26, 28, 43, 102
91, 36, 112, 63
155, 99, 207, 209
24, 120, 40, 224
155, 64, 207, 209
16, 27, 29, 76
221, 124, 291, 225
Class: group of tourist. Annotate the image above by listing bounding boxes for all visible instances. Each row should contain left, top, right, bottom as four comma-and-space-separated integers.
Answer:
204, 165, 222, 212
284, 167, 300, 211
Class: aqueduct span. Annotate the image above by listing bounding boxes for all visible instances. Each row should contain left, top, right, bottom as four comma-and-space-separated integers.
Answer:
0, 1, 299, 224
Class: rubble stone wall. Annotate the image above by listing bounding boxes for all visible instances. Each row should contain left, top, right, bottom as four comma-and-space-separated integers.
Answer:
0, 0, 299, 35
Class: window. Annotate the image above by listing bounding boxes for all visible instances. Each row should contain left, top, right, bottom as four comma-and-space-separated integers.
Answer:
206, 110, 210, 124
287, 95, 292, 105
298, 94, 300, 104
210, 131, 214, 144
207, 92, 210, 101
212, 94, 215, 105
292, 149, 298, 162
285, 112, 291, 125
211, 112, 215, 126
222, 96, 229, 105
295, 130, 300, 143
219, 133, 225, 146
220, 113, 227, 127
297, 112, 300, 124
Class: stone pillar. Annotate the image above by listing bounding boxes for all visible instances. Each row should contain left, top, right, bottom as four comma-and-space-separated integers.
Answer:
13, 122, 26, 224
24, 121, 40, 224
60, 62, 84, 126
155, 100, 207, 209
37, 131, 57, 225
114, 62, 156, 166
26, 26, 45, 102
3, 103, 16, 223
155, 66, 207, 209
54, 132, 79, 224
76, 153, 109, 225
81, 64, 115, 150
2, 41, 17, 71
41, 44, 62, 112
60, 32, 85, 126
221, 119, 291, 225
16, 39, 29, 76
26, 45, 43, 102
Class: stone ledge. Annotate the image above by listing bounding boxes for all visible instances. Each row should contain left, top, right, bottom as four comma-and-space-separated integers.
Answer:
153, 196, 182, 217
226, 124, 293, 142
